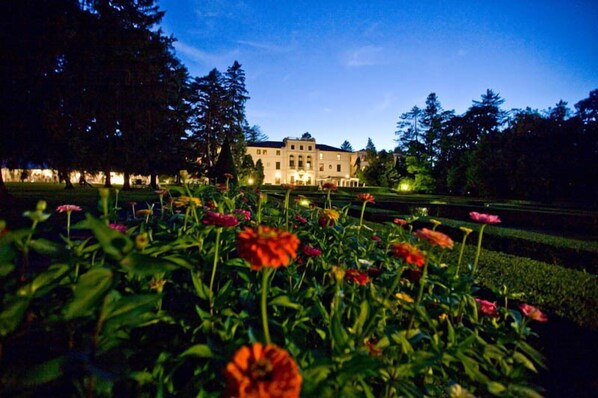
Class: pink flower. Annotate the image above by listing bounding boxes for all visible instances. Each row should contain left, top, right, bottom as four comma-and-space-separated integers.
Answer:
56, 204, 82, 213
109, 223, 128, 233
470, 211, 501, 224
414, 228, 454, 249
224, 173, 234, 179
202, 211, 239, 228
302, 245, 322, 257
475, 298, 498, 317
519, 303, 548, 322
294, 214, 308, 225
234, 209, 252, 221
371, 235, 382, 242
322, 182, 337, 191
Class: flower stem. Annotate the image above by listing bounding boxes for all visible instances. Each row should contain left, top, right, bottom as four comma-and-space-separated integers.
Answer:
357, 201, 367, 238
66, 211, 72, 240
284, 190, 291, 228
456, 232, 471, 277
208, 228, 222, 315
408, 261, 429, 331
261, 267, 274, 344
472, 224, 487, 274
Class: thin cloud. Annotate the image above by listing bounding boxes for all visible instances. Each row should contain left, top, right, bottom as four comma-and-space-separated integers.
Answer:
173, 41, 240, 68
344, 45, 385, 67
237, 40, 292, 53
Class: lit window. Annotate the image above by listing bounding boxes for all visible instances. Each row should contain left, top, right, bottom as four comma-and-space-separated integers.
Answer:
319, 153, 323, 160
336, 154, 341, 160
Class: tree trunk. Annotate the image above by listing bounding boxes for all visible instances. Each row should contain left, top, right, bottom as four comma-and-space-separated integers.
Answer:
122, 171, 131, 190
104, 169, 112, 188
59, 169, 74, 189
150, 173, 157, 189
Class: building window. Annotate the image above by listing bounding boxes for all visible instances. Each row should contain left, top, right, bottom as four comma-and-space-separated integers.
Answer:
263, 149, 268, 155
319, 153, 323, 160
257, 149, 261, 155
337, 164, 341, 172
291, 145, 295, 150
307, 176, 312, 184
329, 164, 332, 169
289, 155, 295, 168
275, 177, 281, 184
276, 161, 280, 170
300, 145, 303, 150
306, 155, 312, 170
276, 150, 280, 156
308, 146, 312, 151
298, 155, 303, 168
336, 154, 341, 160
319, 163, 324, 171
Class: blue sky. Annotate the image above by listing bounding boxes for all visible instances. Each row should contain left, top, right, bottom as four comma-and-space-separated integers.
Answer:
158, 0, 598, 151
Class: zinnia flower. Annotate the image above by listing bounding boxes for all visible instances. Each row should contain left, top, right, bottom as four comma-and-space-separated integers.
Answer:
237, 226, 300, 270
356, 193, 375, 203
475, 298, 498, 317
135, 232, 149, 250
224, 173, 234, 179
371, 235, 382, 242
319, 209, 340, 227
136, 209, 153, 217
173, 195, 201, 208
109, 223, 128, 233
322, 182, 337, 191
469, 211, 501, 224
395, 292, 414, 303
390, 243, 426, 267
345, 269, 370, 285
202, 211, 240, 228
294, 214, 308, 225
414, 228, 454, 249
393, 218, 408, 226
302, 245, 322, 257
519, 303, 548, 322
218, 183, 229, 192
56, 204, 82, 213
235, 209, 252, 221
224, 343, 302, 398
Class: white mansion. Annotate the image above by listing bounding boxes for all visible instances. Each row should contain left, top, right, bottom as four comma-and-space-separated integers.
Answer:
246, 136, 361, 187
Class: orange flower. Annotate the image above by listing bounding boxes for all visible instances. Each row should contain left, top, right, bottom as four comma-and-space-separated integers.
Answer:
414, 228, 454, 249
519, 303, 548, 322
237, 226, 300, 270
393, 218, 408, 226
356, 192, 375, 203
224, 343, 302, 398
390, 242, 426, 267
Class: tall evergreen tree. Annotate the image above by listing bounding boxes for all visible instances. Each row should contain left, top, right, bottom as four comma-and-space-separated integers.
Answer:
244, 125, 268, 142
340, 140, 353, 152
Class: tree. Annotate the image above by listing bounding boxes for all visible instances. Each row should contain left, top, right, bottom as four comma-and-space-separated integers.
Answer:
301, 132, 312, 140
223, 61, 249, 167
365, 138, 377, 162
210, 137, 238, 184
395, 106, 423, 154
244, 125, 268, 142
254, 159, 265, 186
340, 140, 353, 152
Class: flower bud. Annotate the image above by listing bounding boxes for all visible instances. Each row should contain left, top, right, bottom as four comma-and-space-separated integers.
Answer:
331, 266, 345, 283
179, 169, 189, 181
36, 200, 47, 212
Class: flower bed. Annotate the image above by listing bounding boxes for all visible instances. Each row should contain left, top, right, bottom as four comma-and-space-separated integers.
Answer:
0, 182, 548, 397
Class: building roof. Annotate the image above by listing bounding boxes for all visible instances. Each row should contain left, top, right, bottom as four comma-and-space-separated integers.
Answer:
247, 141, 285, 148
247, 140, 351, 152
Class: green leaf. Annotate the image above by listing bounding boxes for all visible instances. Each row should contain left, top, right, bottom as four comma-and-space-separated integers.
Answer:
29, 238, 65, 256
352, 300, 369, 337
512, 352, 537, 372
487, 381, 507, 395
0, 297, 31, 336
180, 344, 213, 358
120, 253, 179, 276
64, 267, 113, 319
22, 356, 65, 387
0, 263, 15, 277
191, 271, 209, 300
79, 214, 133, 259
30, 264, 70, 295
271, 295, 301, 310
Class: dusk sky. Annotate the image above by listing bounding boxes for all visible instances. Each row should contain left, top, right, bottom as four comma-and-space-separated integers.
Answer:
159, 0, 598, 151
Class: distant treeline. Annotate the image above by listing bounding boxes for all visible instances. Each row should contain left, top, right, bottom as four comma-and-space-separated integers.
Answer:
358, 89, 598, 204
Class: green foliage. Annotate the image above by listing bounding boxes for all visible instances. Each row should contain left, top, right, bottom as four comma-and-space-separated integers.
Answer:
0, 190, 549, 396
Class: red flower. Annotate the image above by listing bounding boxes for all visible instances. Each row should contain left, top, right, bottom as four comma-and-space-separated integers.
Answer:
519, 303, 548, 322
224, 343, 302, 398
322, 182, 338, 191
390, 243, 426, 267
356, 193, 375, 203
218, 183, 229, 192
345, 269, 370, 285
414, 228, 454, 249
224, 173, 234, 179
393, 218, 408, 226
470, 211, 501, 224
371, 235, 382, 242
302, 245, 322, 257
202, 211, 239, 228
294, 214, 308, 225
367, 267, 383, 277
237, 226, 300, 271
475, 298, 498, 317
